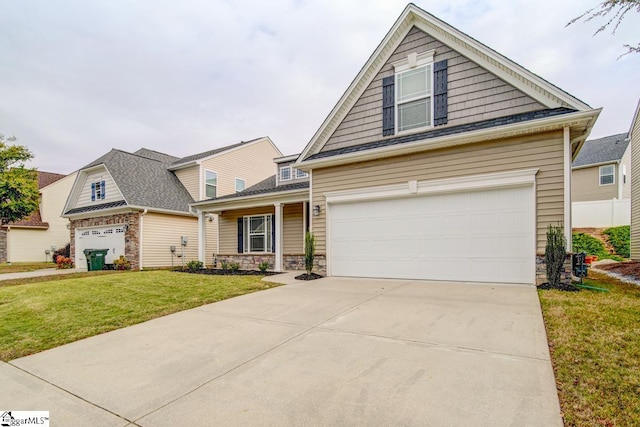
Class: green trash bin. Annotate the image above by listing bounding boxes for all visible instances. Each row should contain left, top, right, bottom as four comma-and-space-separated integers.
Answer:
83, 248, 109, 271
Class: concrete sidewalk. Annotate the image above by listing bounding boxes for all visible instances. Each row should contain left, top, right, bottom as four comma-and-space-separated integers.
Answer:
2, 274, 562, 426
0, 268, 79, 281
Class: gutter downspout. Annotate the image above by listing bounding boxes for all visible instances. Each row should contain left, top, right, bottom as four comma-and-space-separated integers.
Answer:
139, 209, 148, 270
564, 127, 572, 252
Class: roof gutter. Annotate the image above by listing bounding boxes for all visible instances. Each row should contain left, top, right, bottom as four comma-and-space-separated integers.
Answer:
297, 109, 601, 170
190, 188, 309, 212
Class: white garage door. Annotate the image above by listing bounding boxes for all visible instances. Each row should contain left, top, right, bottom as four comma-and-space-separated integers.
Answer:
75, 225, 126, 270
329, 185, 535, 284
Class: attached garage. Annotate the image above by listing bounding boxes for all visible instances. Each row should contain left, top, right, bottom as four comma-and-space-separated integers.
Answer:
75, 225, 126, 270
327, 174, 536, 284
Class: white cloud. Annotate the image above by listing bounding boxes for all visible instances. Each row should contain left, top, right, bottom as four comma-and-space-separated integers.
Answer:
0, 0, 638, 173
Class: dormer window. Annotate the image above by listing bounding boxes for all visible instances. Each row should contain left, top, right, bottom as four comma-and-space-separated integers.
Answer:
91, 180, 105, 201
280, 166, 292, 181
295, 168, 308, 179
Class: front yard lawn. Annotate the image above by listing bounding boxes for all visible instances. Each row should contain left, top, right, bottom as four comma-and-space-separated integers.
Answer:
0, 262, 55, 274
0, 270, 278, 361
539, 271, 640, 426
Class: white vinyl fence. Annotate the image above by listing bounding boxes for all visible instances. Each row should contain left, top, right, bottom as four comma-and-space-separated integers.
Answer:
572, 198, 630, 228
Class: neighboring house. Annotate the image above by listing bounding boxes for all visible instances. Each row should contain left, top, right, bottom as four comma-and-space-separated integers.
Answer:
0, 171, 76, 263
192, 4, 600, 285
629, 100, 640, 259
571, 133, 631, 227
62, 137, 281, 270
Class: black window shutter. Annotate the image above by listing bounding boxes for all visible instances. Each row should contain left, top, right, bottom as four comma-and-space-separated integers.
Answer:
91, 182, 96, 201
382, 76, 395, 136
433, 59, 448, 126
100, 180, 106, 199
271, 214, 276, 253
237, 218, 243, 253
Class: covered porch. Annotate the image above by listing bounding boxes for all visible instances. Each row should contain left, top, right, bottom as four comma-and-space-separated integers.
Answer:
191, 183, 315, 272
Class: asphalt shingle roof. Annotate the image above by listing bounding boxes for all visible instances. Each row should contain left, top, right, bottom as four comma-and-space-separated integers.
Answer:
134, 148, 180, 164
572, 133, 629, 168
199, 175, 309, 203
74, 149, 195, 214
65, 200, 128, 215
306, 108, 577, 161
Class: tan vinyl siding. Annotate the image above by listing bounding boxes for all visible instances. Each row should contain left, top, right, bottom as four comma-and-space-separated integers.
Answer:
621, 146, 631, 199
74, 168, 123, 208
217, 203, 303, 255
631, 112, 640, 259
7, 173, 77, 262
141, 213, 198, 268
322, 26, 545, 153
174, 166, 200, 200
571, 165, 618, 202
199, 139, 279, 199
283, 203, 304, 254
219, 207, 275, 254
205, 215, 218, 265
312, 131, 564, 255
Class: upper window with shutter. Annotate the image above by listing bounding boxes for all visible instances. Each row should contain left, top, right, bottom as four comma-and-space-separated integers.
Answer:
91, 180, 106, 201
384, 50, 448, 136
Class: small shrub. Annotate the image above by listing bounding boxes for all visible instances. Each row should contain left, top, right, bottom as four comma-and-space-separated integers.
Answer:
304, 232, 316, 275
258, 261, 269, 272
572, 232, 609, 258
186, 260, 203, 272
113, 255, 131, 271
229, 262, 240, 272
56, 255, 74, 269
604, 225, 630, 258
220, 261, 229, 270
545, 224, 566, 287
52, 243, 71, 262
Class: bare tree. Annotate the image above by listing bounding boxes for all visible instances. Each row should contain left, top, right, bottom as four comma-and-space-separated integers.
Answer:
567, 0, 640, 57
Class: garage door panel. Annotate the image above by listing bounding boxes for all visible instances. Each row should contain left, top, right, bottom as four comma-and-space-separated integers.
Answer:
329, 185, 534, 284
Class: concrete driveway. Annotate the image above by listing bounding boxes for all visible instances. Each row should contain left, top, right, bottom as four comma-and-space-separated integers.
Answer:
2, 275, 562, 426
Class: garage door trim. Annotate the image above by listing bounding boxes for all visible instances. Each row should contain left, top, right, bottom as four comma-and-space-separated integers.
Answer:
325, 169, 538, 282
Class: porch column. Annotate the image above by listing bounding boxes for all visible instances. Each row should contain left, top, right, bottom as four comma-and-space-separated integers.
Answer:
274, 202, 283, 271
198, 210, 206, 264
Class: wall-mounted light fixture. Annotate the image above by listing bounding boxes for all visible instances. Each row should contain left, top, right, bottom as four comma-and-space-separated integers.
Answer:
313, 205, 321, 216
123, 224, 129, 232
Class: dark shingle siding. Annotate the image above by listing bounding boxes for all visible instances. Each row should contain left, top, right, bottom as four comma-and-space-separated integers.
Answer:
65, 200, 127, 215
306, 108, 577, 161
572, 133, 629, 168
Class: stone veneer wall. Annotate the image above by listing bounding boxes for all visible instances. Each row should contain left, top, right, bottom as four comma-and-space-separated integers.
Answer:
0, 230, 6, 263
535, 254, 572, 286
70, 212, 141, 270
215, 254, 327, 275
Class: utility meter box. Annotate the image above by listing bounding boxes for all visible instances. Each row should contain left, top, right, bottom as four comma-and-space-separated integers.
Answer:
181, 236, 188, 246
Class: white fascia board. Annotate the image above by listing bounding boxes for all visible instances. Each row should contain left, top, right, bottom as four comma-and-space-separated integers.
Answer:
629, 98, 640, 139
191, 189, 309, 213
297, 4, 591, 162
572, 160, 619, 171
325, 169, 538, 204
126, 205, 196, 217
274, 154, 300, 163
62, 165, 127, 215
63, 206, 136, 220
298, 109, 601, 171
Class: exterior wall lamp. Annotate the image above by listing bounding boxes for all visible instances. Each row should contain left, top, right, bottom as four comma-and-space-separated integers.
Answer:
313, 205, 321, 216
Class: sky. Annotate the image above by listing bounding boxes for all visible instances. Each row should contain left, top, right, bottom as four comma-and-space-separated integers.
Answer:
1, 0, 639, 175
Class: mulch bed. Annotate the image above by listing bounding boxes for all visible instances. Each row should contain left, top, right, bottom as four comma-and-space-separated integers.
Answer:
595, 261, 640, 280
537, 282, 580, 291
178, 269, 281, 276
295, 273, 323, 281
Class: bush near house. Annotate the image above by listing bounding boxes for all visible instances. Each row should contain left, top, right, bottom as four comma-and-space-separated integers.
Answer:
572, 233, 614, 259
603, 225, 630, 258
55, 255, 74, 269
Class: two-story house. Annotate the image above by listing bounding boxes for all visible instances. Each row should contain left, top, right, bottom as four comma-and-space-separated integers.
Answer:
1, 171, 76, 263
192, 4, 600, 286
571, 133, 630, 227
62, 137, 281, 270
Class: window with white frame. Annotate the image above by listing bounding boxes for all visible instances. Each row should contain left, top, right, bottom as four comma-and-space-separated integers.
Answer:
205, 170, 217, 198
94, 181, 103, 199
599, 164, 615, 186
235, 178, 245, 192
243, 214, 272, 253
295, 168, 308, 179
280, 166, 291, 181
394, 52, 434, 133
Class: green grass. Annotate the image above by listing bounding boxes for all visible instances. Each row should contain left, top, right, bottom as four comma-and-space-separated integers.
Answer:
0, 270, 279, 361
539, 272, 640, 426
0, 262, 56, 274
